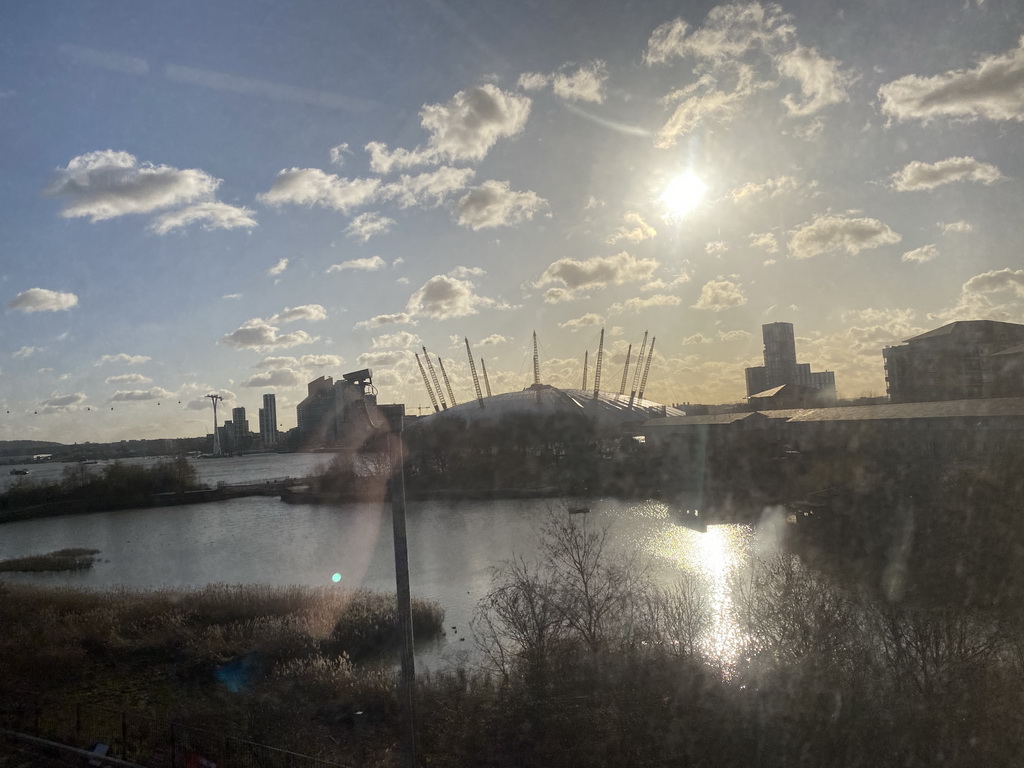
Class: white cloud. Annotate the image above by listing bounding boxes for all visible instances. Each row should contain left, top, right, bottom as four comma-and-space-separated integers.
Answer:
478, 334, 509, 346
641, 270, 692, 293
241, 369, 304, 388
258, 168, 380, 213
544, 288, 583, 304
730, 175, 810, 202
776, 45, 852, 115
346, 212, 395, 242
718, 329, 752, 341
940, 220, 974, 234
41, 392, 87, 411
219, 319, 317, 351
535, 252, 660, 298
691, 277, 747, 311
901, 244, 939, 263
609, 294, 683, 314
560, 313, 603, 331
706, 241, 728, 255
931, 268, 1024, 322
354, 312, 414, 329
105, 373, 152, 385
405, 275, 494, 319
879, 36, 1024, 122
890, 156, 1002, 191
518, 61, 608, 103
788, 214, 901, 259
299, 354, 344, 368
268, 258, 289, 276
47, 150, 219, 222
750, 232, 780, 253
645, 3, 794, 65
326, 255, 387, 273
380, 166, 474, 208
357, 349, 414, 367
682, 333, 712, 345
150, 202, 257, 234
373, 331, 421, 349
13, 346, 39, 359
329, 143, 351, 166
110, 387, 175, 402
7, 288, 79, 313
656, 65, 763, 147
365, 84, 531, 173
268, 304, 327, 324
456, 181, 545, 230
96, 353, 150, 366
223, 293, 242, 300
449, 266, 486, 279
607, 212, 657, 244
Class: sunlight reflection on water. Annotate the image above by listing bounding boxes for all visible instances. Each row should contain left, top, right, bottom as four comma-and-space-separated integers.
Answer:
645, 513, 754, 672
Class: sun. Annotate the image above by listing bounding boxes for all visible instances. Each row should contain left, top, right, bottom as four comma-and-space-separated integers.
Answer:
659, 171, 707, 217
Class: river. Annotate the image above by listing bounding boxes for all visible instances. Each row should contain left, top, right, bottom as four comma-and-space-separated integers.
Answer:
0, 454, 771, 668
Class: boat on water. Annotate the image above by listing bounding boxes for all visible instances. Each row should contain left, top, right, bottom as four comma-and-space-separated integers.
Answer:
568, 506, 590, 515
9, 468, 29, 476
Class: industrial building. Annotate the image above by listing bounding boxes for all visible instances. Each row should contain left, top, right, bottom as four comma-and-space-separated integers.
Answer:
883, 320, 1024, 402
295, 369, 402, 449
638, 397, 1024, 462
745, 322, 836, 405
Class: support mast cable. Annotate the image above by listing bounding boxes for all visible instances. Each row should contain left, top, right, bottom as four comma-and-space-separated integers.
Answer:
205, 394, 223, 455
414, 354, 440, 413
437, 357, 458, 406
618, 344, 633, 397
465, 338, 485, 407
637, 336, 656, 402
582, 350, 589, 391
422, 348, 448, 409
628, 331, 648, 407
593, 328, 605, 398
532, 331, 541, 386
481, 358, 493, 398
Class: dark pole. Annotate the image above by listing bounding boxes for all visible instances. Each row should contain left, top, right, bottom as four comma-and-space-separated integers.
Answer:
388, 405, 417, 768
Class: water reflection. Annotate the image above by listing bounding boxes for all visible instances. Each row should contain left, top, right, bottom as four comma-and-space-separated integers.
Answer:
648, 515, 753, 670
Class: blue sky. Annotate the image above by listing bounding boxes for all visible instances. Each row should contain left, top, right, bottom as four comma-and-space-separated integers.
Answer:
3, 0, 1024, 442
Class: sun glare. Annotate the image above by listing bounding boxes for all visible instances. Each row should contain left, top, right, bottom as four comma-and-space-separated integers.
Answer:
660, 171, 707, 217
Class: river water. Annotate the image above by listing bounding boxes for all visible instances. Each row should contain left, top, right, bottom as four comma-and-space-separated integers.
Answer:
0, 454, 771, 668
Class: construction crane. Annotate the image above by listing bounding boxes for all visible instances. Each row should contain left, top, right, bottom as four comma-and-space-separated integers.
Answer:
205, 393, 223, 455
414, 354, 440, 413
480, 358, 493, 398
422, 348, 448, 410
437, 356, 458, 406
637, 336, 656, 402
581, 350, 588, 390
618, 343, 633, 397
628, 331, 649, 408
465, 338, 485, 407
593, 328, 605, 398
532, 331, 541, 387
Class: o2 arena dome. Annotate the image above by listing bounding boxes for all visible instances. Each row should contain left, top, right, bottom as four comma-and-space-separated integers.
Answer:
412, 383, 684, 430
410, 331, 683, 431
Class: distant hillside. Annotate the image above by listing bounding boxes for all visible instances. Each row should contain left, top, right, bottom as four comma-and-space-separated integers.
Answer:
0, 441, 66, 457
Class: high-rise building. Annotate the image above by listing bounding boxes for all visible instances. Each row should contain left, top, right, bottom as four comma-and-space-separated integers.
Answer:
883, 320, 1024, 402
259, 393, 279, 447
745, 322, 836, 402
231, 406, 249, 451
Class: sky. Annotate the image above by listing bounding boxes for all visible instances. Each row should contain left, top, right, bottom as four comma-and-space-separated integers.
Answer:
3, 0, 1024, 443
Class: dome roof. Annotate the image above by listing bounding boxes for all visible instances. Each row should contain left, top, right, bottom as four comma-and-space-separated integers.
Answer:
410, 385, 684, 431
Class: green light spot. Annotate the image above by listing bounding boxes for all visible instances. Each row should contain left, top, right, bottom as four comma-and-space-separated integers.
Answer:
332, 573, 341, 583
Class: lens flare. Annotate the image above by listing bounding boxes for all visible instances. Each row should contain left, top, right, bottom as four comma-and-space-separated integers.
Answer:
660, 171, 707, 217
